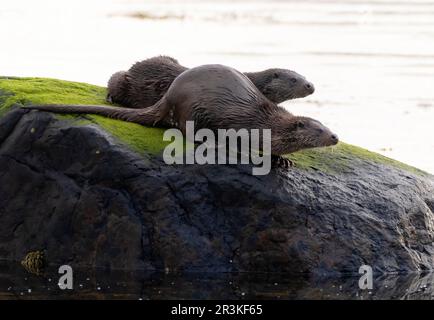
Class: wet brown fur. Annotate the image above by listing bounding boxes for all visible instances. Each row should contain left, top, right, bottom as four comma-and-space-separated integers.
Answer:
107, 56, 314, 108
25, 64, 337, 156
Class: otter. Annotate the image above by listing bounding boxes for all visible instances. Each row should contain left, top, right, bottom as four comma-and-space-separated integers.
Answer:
25, 64, 337, 165
107, 56, 315, 108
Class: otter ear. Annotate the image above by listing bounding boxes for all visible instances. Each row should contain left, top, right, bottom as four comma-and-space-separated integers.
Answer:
296, 120, 305, 129
273, 72, 279, 79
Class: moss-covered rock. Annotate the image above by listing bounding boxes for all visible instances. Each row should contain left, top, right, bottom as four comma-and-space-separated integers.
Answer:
0, 77, 168, 154
0, 77, 433, 275
0, 76, 428, 176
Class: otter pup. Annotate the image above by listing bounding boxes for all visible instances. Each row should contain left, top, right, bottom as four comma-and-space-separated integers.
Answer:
25, 64, 337, 162
107, 56, 315, 108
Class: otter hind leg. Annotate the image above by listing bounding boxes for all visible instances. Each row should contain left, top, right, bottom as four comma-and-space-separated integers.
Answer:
139, 96, 173, 127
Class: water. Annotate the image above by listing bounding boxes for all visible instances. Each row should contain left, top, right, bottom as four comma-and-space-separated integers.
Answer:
0, 0, 433, 173
1, 261, 434, 300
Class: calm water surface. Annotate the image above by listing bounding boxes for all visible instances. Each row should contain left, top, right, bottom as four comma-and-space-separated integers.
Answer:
1, 262, 434, 300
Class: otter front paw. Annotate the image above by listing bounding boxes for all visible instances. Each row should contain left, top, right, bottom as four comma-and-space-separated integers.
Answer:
271, 155, 294, 169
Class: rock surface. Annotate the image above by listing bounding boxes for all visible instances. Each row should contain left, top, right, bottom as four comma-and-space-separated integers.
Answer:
0, 78, 434, 275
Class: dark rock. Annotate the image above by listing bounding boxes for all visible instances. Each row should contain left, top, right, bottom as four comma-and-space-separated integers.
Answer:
0, 106, 433, 275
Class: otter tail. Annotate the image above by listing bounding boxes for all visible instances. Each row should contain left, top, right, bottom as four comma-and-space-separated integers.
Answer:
23, 101, 168, 127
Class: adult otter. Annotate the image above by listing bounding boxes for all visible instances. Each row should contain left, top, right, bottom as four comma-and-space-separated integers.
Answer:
107, 56, 315, 108
25, 64, 337, 163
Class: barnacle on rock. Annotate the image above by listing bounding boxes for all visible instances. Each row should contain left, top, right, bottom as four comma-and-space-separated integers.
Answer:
21, 251, 45, 275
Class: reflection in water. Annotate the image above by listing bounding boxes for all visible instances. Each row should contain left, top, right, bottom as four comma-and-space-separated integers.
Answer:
0, 262, 433, 300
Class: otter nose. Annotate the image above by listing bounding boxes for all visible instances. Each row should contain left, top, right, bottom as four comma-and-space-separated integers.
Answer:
331, 134, 339, 143
305, 82, 315, 93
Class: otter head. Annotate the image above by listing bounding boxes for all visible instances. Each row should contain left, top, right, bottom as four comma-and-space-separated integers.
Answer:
263, 69, 315, 104
272, 116, 338, 154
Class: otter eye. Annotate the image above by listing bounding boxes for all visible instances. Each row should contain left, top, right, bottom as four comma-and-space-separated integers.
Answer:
296, 121, 305, 129
291, 78, 297, 83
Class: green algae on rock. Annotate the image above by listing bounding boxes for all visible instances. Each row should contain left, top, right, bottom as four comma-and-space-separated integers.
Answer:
0, 77, 169, 155
287, 142, 428, 176
0, 76, 428, 175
